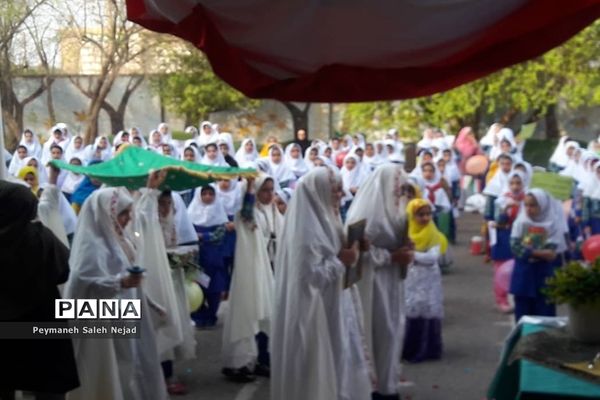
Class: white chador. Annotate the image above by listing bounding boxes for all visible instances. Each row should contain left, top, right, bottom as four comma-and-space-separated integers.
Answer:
37, 184, 70, 247
253, 175, 284, 265
133, 189, 184, 360
65, 188, 167, 400
346, 164, 409, 396
159, 191, 198, 360
271, 167, 372, 400
221, 176, 277, 369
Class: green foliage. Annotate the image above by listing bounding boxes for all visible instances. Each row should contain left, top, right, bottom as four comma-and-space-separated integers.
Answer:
152, 50, 258, 123
543, 261, 600, 306
171, 130, 193, 141
342, 21, 600, 138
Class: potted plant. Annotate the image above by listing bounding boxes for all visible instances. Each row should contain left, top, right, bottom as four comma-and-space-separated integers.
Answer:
543, 260, 600, 344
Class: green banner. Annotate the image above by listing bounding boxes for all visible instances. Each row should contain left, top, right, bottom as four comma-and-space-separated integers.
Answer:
50, 145, 257, 191
530, 171, 574, 201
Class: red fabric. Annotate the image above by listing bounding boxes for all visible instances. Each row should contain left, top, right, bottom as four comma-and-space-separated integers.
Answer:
126, 0, 600, 102
426, 182, 443, 205
504, 192, 526, 223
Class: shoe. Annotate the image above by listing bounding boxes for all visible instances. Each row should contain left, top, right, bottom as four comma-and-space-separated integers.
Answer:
497, 304, 514, 314
195, 321, 217, 330
372, 392, 400, 400
222, 367, 256, 383
166, 382, 188, 395
254, 364, 270, 378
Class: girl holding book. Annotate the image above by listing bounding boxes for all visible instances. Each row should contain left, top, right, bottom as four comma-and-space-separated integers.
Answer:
510, 189, 567, 322
271, 166, 372, 400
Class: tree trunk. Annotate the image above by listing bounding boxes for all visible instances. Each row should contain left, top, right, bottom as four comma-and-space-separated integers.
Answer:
282, 102, 311, 140
544, 104, 560, 139
500, 107, 519, 125
84, 101, 103, 144
184, 114, 193, 128
104, 107, 124, 135
46, 79, 56, 125
100, 75, 144, 135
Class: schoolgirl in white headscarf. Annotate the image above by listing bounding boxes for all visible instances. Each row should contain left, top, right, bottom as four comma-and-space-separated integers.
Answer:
184, 125, 199, 140
8, 145, 28, 177
201, 142, 228, 167
197, 121, 220, 147
83, 136, 112, 164
157, 122, 173, 143
65, 187, 168, 400
549, 136, 571, 171
112, 130, 130, 153
235, 138, 259, 167
60, 157, 86, 198
271, 166, 372, 400
218, 132, 236, 155
420, 161, 452, 212
559, 143, 583, 179
345, 164, 411, 398
221, 175, 279, 378
64, 135, 86, 163
19, 129, 42, 159
284, 143, 309, 178
130, 126, 148, 148
340, 153, 367, 198
480, 123, 503, 150
180, 145, 201, 163
304, 145, 321, 170
148, 129, 164, 153
417, 128, 435, 151
267, 145, 296, 187
362, 143, 382, 171
215, 178, 243, 217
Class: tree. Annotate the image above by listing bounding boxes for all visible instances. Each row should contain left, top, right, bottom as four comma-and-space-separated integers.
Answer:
23, 2, 61, 127
0, 0, 52, 147
100, 75, 144, 134
343, 20, 600, 140
282, 102, 311, 140
63, 0, 152, 143
152, 49, 258, 126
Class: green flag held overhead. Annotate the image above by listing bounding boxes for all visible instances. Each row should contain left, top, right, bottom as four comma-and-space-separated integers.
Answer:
530, 172, 574, 201
50, 145, 257, 190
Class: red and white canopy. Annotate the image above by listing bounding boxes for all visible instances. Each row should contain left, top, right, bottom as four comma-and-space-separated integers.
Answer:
126, 0, 600, 102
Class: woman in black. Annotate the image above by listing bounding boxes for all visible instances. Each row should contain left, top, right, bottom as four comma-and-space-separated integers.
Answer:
0, 180, 79, 400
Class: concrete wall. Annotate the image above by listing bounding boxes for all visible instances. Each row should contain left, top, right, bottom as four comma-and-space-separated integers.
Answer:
11, 76, 337, 142
10, 76, 600, 143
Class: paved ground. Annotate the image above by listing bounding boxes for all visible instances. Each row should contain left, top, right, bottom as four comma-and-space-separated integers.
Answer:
16, 213, 515, 400
173, 212, 516, 400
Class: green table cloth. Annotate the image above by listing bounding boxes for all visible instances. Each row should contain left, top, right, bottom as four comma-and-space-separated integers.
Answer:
50, 145, 257, 191
488, 322, 600, 399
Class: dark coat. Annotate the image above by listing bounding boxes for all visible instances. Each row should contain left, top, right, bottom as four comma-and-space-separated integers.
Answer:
0, 180, 79, 394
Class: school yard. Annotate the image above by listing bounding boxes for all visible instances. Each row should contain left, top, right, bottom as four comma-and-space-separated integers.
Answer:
174, 212, 516, 400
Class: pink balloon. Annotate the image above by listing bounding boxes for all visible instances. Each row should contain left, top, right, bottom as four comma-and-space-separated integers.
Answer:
582, 235, 600, 263
465, 155, 489, 176
336, 151, 348, 168
495, 260, 514, 293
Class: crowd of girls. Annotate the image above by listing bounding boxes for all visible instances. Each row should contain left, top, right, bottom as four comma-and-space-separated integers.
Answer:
3, 120, 592, 400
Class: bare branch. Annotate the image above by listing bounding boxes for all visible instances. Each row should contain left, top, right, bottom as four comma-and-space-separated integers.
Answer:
21, 79, 47, 105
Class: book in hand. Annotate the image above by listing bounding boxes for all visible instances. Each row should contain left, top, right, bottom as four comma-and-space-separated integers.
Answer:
344, 219, 367, 288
